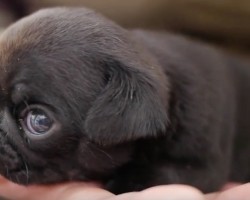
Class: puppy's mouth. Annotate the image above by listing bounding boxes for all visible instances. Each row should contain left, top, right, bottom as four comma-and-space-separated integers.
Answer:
1, 159, 68, 185
0, 159, 31, 185
0, 140, 84, 185
3, 165, 58, 186
0, 138, 30, 184
4, 166, 30, 185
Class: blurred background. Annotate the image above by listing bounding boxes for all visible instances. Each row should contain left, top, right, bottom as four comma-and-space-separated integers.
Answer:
0, 0, 250, 57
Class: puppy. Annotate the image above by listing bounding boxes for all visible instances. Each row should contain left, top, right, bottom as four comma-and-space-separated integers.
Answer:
0, 7, 249, 194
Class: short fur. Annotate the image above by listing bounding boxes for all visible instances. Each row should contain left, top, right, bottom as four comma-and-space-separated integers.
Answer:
0, 7, 249, 194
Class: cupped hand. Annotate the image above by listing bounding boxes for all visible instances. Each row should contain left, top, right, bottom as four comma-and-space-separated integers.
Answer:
0, 176, 249, 200
0, 177, 204, 200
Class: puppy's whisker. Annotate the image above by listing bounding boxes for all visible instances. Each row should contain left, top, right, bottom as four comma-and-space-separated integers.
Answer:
3, 117, 11, 138
90, 144, 115, 164
12, 107, 17, 117
23, 100, 30, 110
23, 160, 29, 184
5, 165, 9, 177
85, 146, 98, 160
15, 174, 20, 183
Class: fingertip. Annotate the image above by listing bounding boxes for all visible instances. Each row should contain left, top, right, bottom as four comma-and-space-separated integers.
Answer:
55, 185, 114, 200
215, 183, 250, 200
139, 185, 205, 200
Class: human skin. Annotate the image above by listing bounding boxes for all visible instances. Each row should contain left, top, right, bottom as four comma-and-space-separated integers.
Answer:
0, 177, 249, 200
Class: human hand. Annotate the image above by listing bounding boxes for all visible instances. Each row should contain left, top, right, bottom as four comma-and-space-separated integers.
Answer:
0, 176, 249, 200
0, 176, 204, 200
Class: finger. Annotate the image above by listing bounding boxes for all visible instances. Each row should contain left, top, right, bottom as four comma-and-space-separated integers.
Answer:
205, 193, 218, 200
1, 184, 112, 200
113, 185, 205, 200
221, 182, 241, 191
213, 183, 250, 200
0, 177, 31, 200
205, 182, 243, 200
34, 183, 113, 200
0, 177, 113, 200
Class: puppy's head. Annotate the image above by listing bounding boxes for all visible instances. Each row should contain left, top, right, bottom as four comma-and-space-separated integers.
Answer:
0, 8, 169, 185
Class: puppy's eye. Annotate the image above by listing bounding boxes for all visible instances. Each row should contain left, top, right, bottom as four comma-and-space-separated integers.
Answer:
19, 105, 55, 136
25, 109, 53, 135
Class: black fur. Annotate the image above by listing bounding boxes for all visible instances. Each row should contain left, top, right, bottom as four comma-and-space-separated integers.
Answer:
0, 7, 249, 194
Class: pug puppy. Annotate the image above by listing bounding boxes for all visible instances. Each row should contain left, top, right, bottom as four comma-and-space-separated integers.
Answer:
0, 7, 249, 194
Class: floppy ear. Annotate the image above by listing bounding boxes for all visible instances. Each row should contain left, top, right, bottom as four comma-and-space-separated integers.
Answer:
84, 59, 169, 146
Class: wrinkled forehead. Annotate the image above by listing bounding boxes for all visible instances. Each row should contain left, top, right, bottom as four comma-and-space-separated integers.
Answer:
0, 33, 18, 92
0, 9, 79, 57
0, 27, 103, 99
0, 11, 74, 87
0, 11, 45, 70
0, 29, 53, 97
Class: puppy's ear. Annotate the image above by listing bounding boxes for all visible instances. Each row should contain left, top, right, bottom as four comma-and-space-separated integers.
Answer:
85, 59, 169, 146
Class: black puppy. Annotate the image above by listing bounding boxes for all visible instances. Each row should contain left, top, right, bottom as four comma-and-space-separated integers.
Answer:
0, 7, 249, 194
